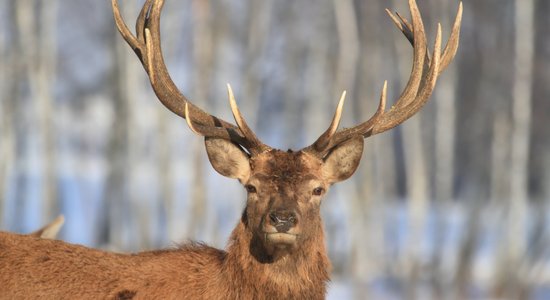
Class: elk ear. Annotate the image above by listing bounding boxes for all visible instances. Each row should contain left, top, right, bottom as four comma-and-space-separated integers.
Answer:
322, 137, 364, 184
205, 138, 251, 182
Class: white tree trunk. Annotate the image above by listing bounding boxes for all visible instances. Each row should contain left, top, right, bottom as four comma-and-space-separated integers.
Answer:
509, 0, 534, 260
37, 0, 59, 222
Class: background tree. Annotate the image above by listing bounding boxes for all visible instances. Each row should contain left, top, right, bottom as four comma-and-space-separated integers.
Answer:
1, 0, 548, 298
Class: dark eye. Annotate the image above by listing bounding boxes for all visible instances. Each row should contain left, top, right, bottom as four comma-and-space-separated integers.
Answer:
312, 187, 325, 196
245, 185, 257, 193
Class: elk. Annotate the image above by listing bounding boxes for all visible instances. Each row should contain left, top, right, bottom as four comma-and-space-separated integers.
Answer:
0, 0, 462, 298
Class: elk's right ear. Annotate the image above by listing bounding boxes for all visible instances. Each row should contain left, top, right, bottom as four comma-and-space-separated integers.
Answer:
205, 138, 251, 182
322, 137, 364, 184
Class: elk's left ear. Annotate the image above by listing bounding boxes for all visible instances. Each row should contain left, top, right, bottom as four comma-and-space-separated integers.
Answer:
322, 137, 364, 184
205, 138, 251, 182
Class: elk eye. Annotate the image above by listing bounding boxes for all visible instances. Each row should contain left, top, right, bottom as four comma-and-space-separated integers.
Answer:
312, 187, 325, 196
245, 185, 257, 193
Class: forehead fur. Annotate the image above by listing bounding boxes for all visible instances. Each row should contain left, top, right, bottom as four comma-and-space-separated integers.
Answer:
250, 150, 322, 181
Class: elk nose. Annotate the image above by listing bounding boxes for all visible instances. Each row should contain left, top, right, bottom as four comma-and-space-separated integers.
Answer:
268, 210, 298, 233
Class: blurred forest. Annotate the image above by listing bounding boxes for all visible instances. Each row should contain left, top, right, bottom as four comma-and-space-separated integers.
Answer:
1, 0, 549, 299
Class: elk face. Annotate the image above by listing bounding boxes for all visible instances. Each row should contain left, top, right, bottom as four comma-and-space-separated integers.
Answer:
204, 137, 364, 259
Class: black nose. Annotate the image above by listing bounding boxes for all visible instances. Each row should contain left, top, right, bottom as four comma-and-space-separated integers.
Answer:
268, 210, 298, 233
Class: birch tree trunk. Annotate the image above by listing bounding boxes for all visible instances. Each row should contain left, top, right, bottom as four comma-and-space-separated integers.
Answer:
493, 0, 534, 297
333, 0, 378, 288
509, 0, 533, 260
104, 12, 131, 250
424, 2, 459, 297
431, 0, 456, 207
36, 0, 59, 222
506, 0, 534, 297
490, 112, 510, 204
280, 1, 305, 149
14, 0, 37, 230
533, 0, 550, 205
186, 0, 213, 240
16, 0, 59, 227
243, 0, 272, 129
344, 0, 387, 286
0, 1, 19, 227
155, 0, 185, 248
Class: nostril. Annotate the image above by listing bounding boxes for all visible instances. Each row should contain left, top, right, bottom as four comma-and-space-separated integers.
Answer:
268, 210, 298, 233
288, 215, 297, 225
269, 212, 279, 225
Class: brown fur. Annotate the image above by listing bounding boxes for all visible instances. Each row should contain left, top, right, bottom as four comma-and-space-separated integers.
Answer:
0, 226, 328, 300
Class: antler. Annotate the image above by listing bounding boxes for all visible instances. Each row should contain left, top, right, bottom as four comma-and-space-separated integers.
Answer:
386, 2, 463, 73
305, 0, 462, 158
112, 0, 461, 158
111, 0, 269, 154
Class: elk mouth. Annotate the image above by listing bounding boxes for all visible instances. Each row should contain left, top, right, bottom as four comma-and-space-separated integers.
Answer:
265, 232, 297, 245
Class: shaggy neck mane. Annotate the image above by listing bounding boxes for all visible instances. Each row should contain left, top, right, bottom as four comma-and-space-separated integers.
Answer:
221, 213, 330, 298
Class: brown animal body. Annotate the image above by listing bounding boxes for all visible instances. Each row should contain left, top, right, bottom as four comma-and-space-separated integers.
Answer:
1, 220, 327, 299
1, 151, 330, 299
0, 0, 462, 299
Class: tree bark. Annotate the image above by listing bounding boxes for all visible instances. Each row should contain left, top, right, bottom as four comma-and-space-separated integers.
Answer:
0, 1, 21, 227
103, 8, 131, 250
36, 0, 59, 223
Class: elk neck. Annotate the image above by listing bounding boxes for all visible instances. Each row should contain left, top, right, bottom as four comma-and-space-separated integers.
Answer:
221, 211, 331, 298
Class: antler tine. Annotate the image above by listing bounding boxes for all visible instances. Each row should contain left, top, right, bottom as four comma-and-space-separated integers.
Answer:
388, 0, 427, 109
386, 2, 462, 74
181, 84, 267, 152
386, 9, 432, 70
112, 0, 270, 153
227, 84, 270, 154
136, 0, 153, 43
440, 2, 463, 71
112, 0, 142, 53
349, 81, 388, 138
385, 9, 414, 46
310, 91, 347, 152
184, 102, 201, 136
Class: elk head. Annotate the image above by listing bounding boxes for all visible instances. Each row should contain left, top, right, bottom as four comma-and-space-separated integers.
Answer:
112, 0, 462, 261
198, 88, 365, 259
